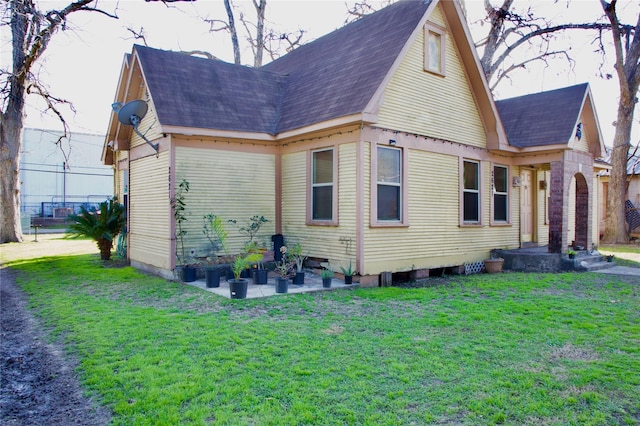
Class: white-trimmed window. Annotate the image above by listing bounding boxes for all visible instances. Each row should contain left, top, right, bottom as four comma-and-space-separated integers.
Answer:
462, 160, 480, 224
377, 146, 402, 222
425, 23, 446, 75
311, 148, 334, 222
493, 165, 509, 223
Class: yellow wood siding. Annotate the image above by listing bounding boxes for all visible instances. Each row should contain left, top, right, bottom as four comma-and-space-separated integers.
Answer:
362, 145, 520, 275
377, 4, 486, 147
130, 86, 163, 149
281, 144, 358, 266
573, 111, 590, 153
174, 146, 276, 258
114, 151, 129, 200
129, 151, 171, 269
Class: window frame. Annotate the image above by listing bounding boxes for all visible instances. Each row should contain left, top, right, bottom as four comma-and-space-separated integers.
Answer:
424, 22, 446, 76
491, 164, 510, 225
307, 147, 338, 226
460, 158, 482, 226
370, 144, 409, 227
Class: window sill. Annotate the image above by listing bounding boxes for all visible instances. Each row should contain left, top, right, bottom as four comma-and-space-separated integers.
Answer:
306, 220, 338, 227
370, 222, 409, 228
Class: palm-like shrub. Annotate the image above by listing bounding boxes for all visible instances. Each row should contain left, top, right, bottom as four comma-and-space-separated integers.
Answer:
68, 197, 126, 260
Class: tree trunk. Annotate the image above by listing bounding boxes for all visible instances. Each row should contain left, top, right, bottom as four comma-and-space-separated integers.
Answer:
223, 0, 241, 65
602, 90, 637, 244
602, 110, 633, 243
253, 0, 266, 67
0, 109, 25, 243
600, 0, 640, 244
478, 0, 513, 82
0, 1, 28, 243
98, 239, 113, 260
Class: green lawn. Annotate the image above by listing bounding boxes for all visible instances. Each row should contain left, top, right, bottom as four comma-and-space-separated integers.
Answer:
6, 252, 640, 425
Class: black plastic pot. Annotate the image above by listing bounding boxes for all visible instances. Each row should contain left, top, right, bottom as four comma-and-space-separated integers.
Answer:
253, 268, 268, 285
182, 266, 197, 282
344, 275, 353, 285
229, 278, 249, 299
275, 277, 289, 293
322, 277, 332, 288
292, 271, 305, 285
206, 268, 221, 288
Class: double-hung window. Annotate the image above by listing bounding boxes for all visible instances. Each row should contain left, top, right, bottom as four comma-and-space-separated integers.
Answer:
463, 160, 480, 224
493, 165, 509, 223
311, 148, 334, 222
377, 146, 402, 221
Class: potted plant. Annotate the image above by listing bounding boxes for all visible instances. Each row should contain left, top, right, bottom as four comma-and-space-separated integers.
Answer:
606, 254, 615, 262
170, 179, 196, 282
202, 213, 230, 288
236, 215, 269, 245
289, 242, 307, 285
567, 248, 576, 259
483, 256, 504, 273
245, 241, 268, 285
274, 246, 293, 293
339, 261, 355, 285
229, 252, 263, 299
320, 269, 334, 288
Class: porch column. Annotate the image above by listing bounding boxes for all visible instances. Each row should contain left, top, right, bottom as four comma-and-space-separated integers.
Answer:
548, 161, 566, 253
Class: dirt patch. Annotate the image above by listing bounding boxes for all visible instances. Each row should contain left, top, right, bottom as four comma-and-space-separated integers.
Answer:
0, 267, 111, 425
549, 343, 600, 362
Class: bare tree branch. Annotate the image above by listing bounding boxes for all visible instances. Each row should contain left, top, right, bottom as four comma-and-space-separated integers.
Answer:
490, 49, 575, 91
25, 81, 73, 165
264, 29, 305, 61
126, 26, 148, 46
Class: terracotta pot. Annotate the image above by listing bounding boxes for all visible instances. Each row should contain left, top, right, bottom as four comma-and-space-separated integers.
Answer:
483, 258, 504, 273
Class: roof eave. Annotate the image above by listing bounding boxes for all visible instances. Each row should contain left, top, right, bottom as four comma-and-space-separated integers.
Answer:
102, 53, 133, 165
160, 125, 276, 141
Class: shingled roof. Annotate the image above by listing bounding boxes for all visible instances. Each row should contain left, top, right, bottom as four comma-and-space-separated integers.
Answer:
133, 0, 431, 135
136, 46, 286, 134
495, 83, 589, 148
262, 0, 431, 133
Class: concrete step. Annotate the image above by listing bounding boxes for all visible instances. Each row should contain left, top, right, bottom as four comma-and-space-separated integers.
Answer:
581, 260, 617, 272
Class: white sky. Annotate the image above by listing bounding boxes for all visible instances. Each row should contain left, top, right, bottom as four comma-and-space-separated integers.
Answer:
2, 0, 639, 147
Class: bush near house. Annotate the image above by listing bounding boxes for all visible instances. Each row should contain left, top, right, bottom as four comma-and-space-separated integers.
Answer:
66, 197, 126, 260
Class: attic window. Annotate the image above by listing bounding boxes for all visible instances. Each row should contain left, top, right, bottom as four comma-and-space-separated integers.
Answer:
425, 23, 446, 76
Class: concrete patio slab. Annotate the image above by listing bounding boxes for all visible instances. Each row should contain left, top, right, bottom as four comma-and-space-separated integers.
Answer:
186, 272, 357, 299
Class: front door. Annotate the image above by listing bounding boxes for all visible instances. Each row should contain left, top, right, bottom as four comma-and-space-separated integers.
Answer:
521, 170, 534, 244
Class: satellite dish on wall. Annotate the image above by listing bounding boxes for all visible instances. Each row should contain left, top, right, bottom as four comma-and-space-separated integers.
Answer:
111, 100, 158, 154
